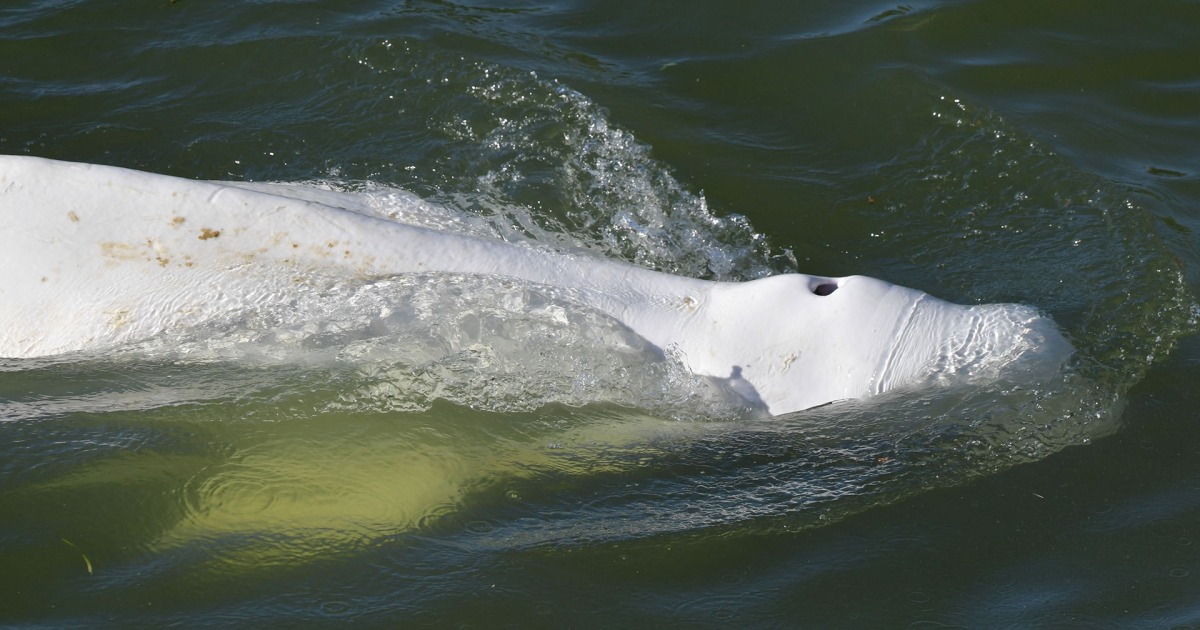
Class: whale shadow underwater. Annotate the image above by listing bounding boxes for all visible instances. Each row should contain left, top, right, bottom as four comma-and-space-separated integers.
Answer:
0, 155, 1071, 415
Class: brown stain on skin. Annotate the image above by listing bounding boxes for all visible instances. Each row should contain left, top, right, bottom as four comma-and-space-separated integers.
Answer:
170, 216, 186, 228
146, 239, 171, 267
67, 211, 80, 223
199, 228, 221, 240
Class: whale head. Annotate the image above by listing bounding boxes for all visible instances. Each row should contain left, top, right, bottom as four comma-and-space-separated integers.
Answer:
690, 273, 1071, 415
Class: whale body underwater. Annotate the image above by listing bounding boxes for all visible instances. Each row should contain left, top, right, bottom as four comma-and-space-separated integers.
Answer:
0, 155, 1070, 415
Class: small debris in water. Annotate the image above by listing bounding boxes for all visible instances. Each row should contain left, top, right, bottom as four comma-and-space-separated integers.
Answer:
61, 538, 92, 575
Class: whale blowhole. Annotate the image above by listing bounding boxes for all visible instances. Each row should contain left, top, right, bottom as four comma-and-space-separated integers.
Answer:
812, 282, 838, 296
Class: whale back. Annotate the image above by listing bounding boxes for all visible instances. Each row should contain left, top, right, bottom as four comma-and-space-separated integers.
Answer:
0, 155, 628, 358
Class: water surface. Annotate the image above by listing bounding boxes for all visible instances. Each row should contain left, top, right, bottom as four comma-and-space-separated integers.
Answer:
2, 1, 1198, 627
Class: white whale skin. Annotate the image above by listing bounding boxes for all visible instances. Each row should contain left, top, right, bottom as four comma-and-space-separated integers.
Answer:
0, 155, 1070, 414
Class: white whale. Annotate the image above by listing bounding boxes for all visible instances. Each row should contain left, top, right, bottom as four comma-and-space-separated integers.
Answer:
0, 155, 1069, 414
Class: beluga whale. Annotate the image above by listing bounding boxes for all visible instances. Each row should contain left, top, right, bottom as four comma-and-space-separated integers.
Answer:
0, 155, 1070, 415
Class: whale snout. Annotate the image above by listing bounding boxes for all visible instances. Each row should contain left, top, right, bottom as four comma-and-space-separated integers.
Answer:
879, 294, 1072, 395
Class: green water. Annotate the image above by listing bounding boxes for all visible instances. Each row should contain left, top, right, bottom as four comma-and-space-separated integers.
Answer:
2, 0, 1199, 627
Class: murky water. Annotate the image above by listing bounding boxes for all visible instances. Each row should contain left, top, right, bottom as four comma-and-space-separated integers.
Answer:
2, 1, 1198, 626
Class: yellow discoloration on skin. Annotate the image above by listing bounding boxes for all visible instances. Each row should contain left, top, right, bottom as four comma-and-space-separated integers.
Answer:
99, 238, 179, 269
170, 216, 186, 227
100, 241, 141, 262
782, 353, 799, 372
199, 228, 221, 240
67, 211, 80, 223
306, 242, 338, 259
107, 308, 132, 330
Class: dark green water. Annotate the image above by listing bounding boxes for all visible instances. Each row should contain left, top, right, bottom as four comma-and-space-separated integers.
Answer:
2, 0, 1199, 627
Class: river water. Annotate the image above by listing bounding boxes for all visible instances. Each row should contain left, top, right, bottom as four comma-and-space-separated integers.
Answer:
2, 1, 1198, 627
